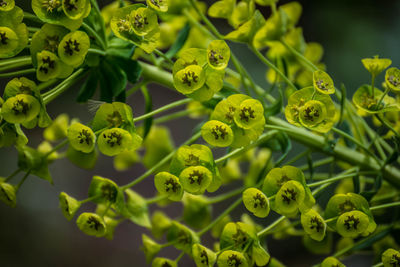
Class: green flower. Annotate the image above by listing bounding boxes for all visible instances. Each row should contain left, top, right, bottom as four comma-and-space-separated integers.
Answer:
299, 100, 327, 127
192, 243, 216, 267
242, 187, 270, 218
0, 0, 14, 11
88, 175, 121, 204
233, 98, 265, 129
43, 113, 69, 141
313, 70, 335, 94
36, 50, 73, 81
1, 94, 41, 124
58, 30, 90, 67
321, 257, 345, 267
208, 0, 235, 19
336, 210, 369, 238
300, 209, 326, 241
0, 181, 17, 208
130, 7, 158, 36
385, 67, 400, 92
173, 65, 206, 94
151, 211, 172, 239
67, 122, 96, 153
352, 85, 399, 113
97, 128, 136, 156
382, 248, 400, 267
179, 166, 212, 194
0, 6, 28, 58
220, 222, 256, 250
207, 39, 230, 70
201, 120, 234, 147
217, 250, 248, 267
361, 56, 391, 77
152, 257, 177, 267
166, 221, 199, 254
275, 180, 305, 216
147, 0, 168, 12
62, 0, 90, 20
59, 191, 81, 220
154, 172, 183, 201
182, 194, 211, 229
76, 212, 107, 237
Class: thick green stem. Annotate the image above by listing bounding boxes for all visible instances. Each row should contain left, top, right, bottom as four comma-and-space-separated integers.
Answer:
0, 56, 32, 71
88, 48, 107, 56
0, 68, 35, 78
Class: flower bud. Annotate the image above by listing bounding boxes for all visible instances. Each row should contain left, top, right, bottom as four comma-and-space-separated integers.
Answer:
141, 234, 162, 264
313, 70, 335, 94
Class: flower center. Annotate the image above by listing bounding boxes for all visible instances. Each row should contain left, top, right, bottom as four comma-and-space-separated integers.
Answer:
87, 216, 102, 231
211, 125, 228, 140
227, 254, 242, 267
316, 79, 329, 91
39, 56, 56, 74
181, 71, 199, 86
78, 129, 92, 145
164, 178, 180, 193
133, 14, 148, 29
103, 131, 123, 147
64, 38, 80, 56
309, 216, 323, 232
12, 99, 30, 115
188, 170, 204, 185
343, 215, 360, 230
208, 49, 224, 65
281, 188, 297, 204
239, 107, 255, 122
253, 193, 267, 209
42, 0, 61, 12
0, 31, 8, 45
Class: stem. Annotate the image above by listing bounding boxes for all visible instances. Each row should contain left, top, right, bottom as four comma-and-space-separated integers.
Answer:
4, 169, 21, 183
154, 109, 194, 124
372, 263, 384, 267
43, 139, 69, 158
43, 68, 87, 104
371, 74, 376, 99
375, 114, 400, 138
37, 79, 58, 92
146, 194, 169, 205
197, 197, 242, 237
81, 22, 106, 50
0, 56, 32, 71
175, 251, 185, 263
188, 0, 223, 39
285, 149, 311, 165
80, 195, 101, 205
88, 48, 107, 56
370, 201, 400, 211
121, 131, 201, 190
376, 87, 390, 110
214, 130, 278, 164
15, 171, 30, 191
89, 0, 108, 47
307, 173, 358, 188
250, 45, 298, 91
133, 98, 192, 122
207, 187, 243, 204
154, 49, 174, 65
0, 68, 35, 78
257, 216, 286, 238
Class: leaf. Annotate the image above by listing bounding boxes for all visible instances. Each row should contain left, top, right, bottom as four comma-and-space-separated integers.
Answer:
264, 88, 283, 116
123, 189, 151, 228
141, 86, 153, 141
76, 69, 99, 103
99, 59, 128, 102
110, 56, 142, 84
106, 37, 136, 59
165, 23, 190, 59
261, 131, 291, 166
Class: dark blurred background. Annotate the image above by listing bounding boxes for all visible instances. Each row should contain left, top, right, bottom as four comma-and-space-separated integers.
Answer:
1, 0, 399, 266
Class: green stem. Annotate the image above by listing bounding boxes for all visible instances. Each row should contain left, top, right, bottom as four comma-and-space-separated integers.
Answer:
4, 169, 21, 183
15, 171, 30, 191
89, 0, 108, 47
376, 87, 390, 110
154, 49, 174, 65
23, 12, 43, 23
207, 187, 243, 204
371, 74, 376, 99
133, 98, 192, 122
0, 57, 32, 71
37, 79, 58, 92
146, 194, 169, 205
175, 251, 185, 263
0, 68, 35, 78
231, 53, 251, 95
43, 68, 87, 104
81, 22, 106, 50
307, 173, 358, 188
257, 216, 286, 238
188, 0, 223, 39
79, 195, 101, 205
372, 263, 384, 267
284, 149, 311, 165
88, 48, 107, 56
375, 114, 400, 138
197, 197, 242, 237
214, 130, 279, 164
370, 201, 400, 211
43, 139, 69, 158
154, 109, 194, 124
121, 132, 201, 190
250, 45, 298, 91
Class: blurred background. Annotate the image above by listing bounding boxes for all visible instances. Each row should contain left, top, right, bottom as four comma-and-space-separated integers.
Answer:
1, 0, 399, 266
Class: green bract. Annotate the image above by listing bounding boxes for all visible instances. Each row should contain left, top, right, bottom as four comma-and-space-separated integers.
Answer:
234, 98, 265, 129
217, 250, 248, 267
321, 257, 345, 267
201, 120, 234, 147
0, 0, 14, 11
110, 4, 160, 53
179, 166, 212, 194
97, 128, 135, 156
67, 122, 96, 153
30, 24, 69, 66
385, 67, 400, 92
285, 86, 336, 133
361, 56, 391, 77
352, 85, 400, 113
313, 70, 335, 94
36, 50, 73, 81
382, 248, 400, 267
208, 0, 235, 19
192, 243, 216, 267
59, 191, 81, 220
43, 113, 69, 141
220, 222, 257, 250
173, 65, 206, 94
253, 8, 287, 49
151, 210, 172, 239
242, 187, 270, 218
76, 212, 107, 237
141, 234, 161, 264
207, 40, 230, 70
275, 180, 305, 216
32, 0, 90, 30
154, 172, 183, 201
0, 7, 28, 58
300, 209, 326, 241
88, 175, 120, 204
0, 181, 17, 208
152, 257, 177, 267
336, 210, 369, 238
58, 30, 90, 67
147, 0, 168, 12
182, 194, 211, 229
166, 221, 199, 254
1, 94, 41, 124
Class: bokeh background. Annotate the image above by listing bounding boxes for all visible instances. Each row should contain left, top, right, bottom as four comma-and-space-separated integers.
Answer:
1, 0, 400, 266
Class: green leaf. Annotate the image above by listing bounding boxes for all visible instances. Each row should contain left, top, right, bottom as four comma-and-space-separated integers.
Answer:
99, 59, 128, 102
141, 86, 153, 141
124, 189, 151, 228
109, 56, 142, 84
77, 69, 99, 103
165, 23, 190, 59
